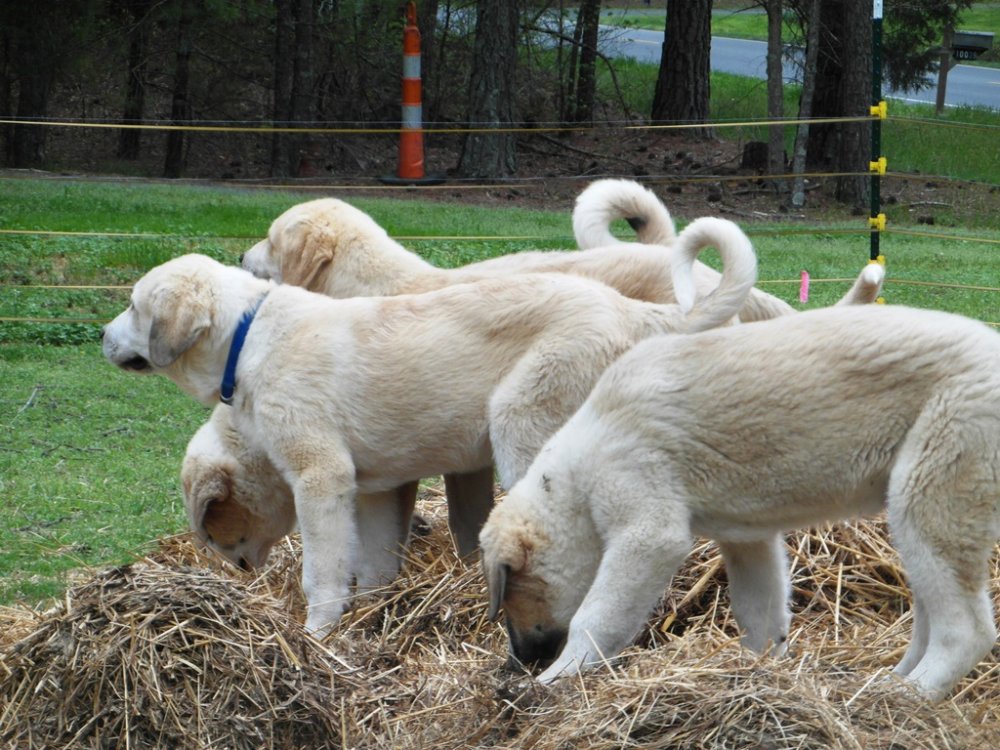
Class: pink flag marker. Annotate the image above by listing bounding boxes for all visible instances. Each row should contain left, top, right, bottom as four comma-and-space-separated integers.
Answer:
799, 270, 810, 303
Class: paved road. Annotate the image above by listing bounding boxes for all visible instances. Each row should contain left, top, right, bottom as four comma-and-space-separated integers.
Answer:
602, 27, 1000, 110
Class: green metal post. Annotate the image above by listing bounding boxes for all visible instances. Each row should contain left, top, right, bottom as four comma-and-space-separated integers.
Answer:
870, 1, 884, 263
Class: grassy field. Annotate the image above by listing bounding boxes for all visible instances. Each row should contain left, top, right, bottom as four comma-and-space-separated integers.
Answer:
600, 60, 1000, 187
2, 174, 999, 606
607, 0, 1000, 63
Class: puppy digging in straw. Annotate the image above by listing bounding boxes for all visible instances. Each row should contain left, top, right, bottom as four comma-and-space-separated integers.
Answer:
480, 303, 1000, 702
104, 217, 755, 637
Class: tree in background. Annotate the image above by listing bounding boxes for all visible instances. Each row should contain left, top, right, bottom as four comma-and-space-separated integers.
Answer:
416, 0, 440, 122
569, 0, 602, 123
784, 0, 973, 206
0, 0, 96, 168
804, 0, 872, 206
650, 0, 713, 138
163, 0, 197, 178
270, 0, 296, 178
115, 0, 154, 160
458, 0, 519, 177
0, 24, 11, 161
790, 0, 822, 208
1, 0, 979, 185
764, 0, 785, 181
270, 0, 316, 178
883, 0, 973, 92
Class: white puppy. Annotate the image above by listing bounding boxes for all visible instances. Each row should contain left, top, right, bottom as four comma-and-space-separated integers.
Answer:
182, 402, 424, 577
240, 179, 882, 319
481, 303, 1000, 701
181, 403, 298, 570
104, 217, 755, 636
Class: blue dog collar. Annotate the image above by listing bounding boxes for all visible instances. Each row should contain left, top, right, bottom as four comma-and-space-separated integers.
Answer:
220, 294, 267, 404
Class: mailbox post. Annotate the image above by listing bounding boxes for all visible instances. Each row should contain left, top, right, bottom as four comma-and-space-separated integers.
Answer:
953, 30, 995, 61
936, 27, 994, 113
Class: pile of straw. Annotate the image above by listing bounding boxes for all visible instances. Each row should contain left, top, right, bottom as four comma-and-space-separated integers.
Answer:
1, 490, 997, 749
0, 561, 351, 749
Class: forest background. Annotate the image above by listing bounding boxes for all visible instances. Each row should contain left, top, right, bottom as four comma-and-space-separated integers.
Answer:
2, 0, 994, 210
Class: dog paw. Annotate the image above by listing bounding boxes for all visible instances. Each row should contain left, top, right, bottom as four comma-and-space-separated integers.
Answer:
304, 605, 345, 640
536, 655, 583, 685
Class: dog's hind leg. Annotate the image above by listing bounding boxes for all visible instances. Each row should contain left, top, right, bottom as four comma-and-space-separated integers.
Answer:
489, 345, 610, 489
892, 563, 995, 701
718, 534, 791, 655
886, 408, 1000, 700
354, 482, 418, 591
444, 466, 496, 559
891, 595, 929, 678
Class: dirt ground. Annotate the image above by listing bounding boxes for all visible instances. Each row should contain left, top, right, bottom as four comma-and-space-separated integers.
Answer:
32, 119, 1000, 230
300, 127, 1000, 230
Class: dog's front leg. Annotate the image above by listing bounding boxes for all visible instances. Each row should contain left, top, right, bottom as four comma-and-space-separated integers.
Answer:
538, 525, 692, 684
293, 467, 360, 638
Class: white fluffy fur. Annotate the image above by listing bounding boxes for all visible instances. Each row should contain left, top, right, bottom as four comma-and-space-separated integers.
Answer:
240, 179, 883, 321
217, 182, 882, 565
104, 219, 754, 636
481, 303, 1000, 702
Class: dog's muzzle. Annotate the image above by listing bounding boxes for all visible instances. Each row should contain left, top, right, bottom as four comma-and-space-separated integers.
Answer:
120, 355, 152, 372
506, 622, 568, 671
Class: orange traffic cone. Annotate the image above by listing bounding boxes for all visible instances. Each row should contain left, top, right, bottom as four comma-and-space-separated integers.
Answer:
380, 1, 444, 185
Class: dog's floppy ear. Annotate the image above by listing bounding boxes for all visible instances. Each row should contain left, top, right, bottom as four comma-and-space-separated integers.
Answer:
279, 218, 335, 291
482, 518, 533, 622
148, 286, 211, 367
486, 561, 509, 622
182, 458, 234, 538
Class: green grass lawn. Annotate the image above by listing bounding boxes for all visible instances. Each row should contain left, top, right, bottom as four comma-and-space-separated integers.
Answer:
2, 164, 1000, 607
607, 0, 1000, 58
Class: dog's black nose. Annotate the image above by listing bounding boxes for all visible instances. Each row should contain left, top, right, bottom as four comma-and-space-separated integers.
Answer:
238, 253, 244, 264
507, 623, 567, 669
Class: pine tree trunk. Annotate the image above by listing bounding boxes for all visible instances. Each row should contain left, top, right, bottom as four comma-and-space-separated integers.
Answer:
0, 31, 10, 163
289, 0, 314, 176
270, 0, 295, 178
791, 0, 821, 208
163, 0, 194, 178
807, 0, 872, 207
458, 0, 519, 178
650, 0, 712, 139
8, 14, 56, 168
117, 0, 151, 160
833, 0, 872, 206
417, 0, 440, 122
573, 0, 601, 123
765, 0, 785, 181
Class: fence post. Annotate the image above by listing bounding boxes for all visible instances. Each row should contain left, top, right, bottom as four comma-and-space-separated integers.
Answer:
868, 0, 887, 296
380, 1, 444, 186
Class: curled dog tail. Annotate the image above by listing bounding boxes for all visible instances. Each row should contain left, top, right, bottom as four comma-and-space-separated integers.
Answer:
572, 179, 677, 249
671, 217, 758, 333
836, 262, 885, 306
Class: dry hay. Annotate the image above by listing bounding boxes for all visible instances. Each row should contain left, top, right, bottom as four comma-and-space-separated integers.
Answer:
1, 489, 998, 750
0, 561, 352, 749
